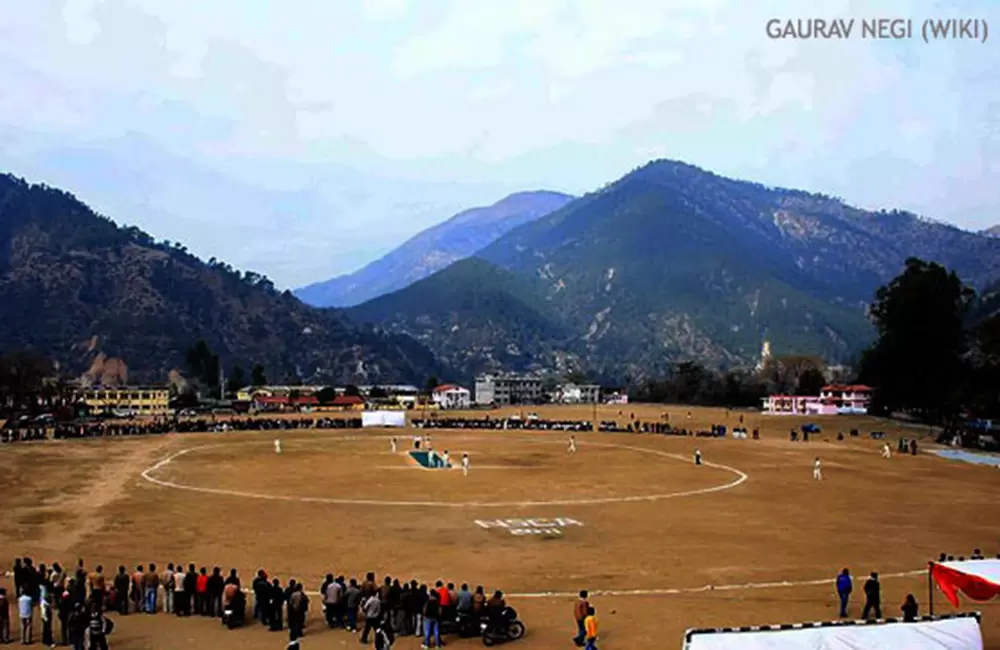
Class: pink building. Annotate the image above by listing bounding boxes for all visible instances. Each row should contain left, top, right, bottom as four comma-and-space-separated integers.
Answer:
761, 384, 872, 415
819, 384, 872, 413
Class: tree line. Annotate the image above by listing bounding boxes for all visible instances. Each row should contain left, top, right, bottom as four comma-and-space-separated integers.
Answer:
3, 257, 999, 422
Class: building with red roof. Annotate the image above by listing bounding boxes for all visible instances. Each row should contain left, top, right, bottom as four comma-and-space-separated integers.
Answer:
431, 383, 471, 410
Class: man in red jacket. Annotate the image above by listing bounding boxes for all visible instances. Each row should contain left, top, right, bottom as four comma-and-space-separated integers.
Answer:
573, 590, 590, 646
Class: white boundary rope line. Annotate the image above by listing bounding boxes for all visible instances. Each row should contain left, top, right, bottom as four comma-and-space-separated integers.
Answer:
2, 569, 927, 600
140, 435, 749, 508
508, 569, 927, 598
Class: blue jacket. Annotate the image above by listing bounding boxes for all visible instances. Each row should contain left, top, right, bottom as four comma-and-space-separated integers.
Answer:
836, 574, 853, 594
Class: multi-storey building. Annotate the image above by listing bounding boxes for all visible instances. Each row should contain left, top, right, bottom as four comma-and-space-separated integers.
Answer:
474, 374, 544, 406
76, 386, 171, 417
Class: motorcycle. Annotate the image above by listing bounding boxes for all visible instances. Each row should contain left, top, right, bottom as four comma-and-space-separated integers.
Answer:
481, 607, 526, 646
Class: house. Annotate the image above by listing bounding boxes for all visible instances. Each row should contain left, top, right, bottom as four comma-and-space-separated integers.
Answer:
431, 384, 471, 410
330, 395, 365, 410
554, 383, 601, 404
819, 384, 872, 414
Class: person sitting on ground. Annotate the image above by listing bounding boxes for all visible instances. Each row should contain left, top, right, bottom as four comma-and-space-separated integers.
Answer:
901, 594, 919, 622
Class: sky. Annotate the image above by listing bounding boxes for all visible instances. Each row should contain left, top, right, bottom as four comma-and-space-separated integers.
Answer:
0, 0, 997, 288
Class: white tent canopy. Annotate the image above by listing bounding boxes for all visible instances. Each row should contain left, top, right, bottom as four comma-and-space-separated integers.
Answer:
684, 614, 982, 650
361, 410, 406, 428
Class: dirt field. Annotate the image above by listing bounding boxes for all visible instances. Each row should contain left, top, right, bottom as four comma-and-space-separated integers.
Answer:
2, 404, 999, 649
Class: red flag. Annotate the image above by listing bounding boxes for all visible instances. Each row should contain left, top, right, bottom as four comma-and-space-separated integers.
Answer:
931, 563, 1000, 607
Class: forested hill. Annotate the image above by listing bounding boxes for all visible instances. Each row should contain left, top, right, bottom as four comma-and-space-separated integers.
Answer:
354, 159, 1000, 379
0, 173, 443, 384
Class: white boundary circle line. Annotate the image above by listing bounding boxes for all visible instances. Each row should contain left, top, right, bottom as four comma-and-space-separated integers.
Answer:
508, 569, 926, 598
140, 434, 748, 508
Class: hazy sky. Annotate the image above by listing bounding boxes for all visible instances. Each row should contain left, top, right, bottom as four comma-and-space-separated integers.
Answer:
0, 0, 997, 287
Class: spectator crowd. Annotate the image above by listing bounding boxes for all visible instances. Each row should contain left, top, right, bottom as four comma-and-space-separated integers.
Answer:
2, 555, 516, 650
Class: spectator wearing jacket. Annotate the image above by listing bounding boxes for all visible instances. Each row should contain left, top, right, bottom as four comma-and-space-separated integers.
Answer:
422, 590, 441, 649
207, 568, 224, 617
360, 592, 382, 644
287, 584, 308, 643
573, 590, 591, 645
863, 572, 882, 619
344, 579, 361, 632
253, 570, 271, 623
113, 567, 130, 615
0, 587, 10, 644
836, 569, 852, 618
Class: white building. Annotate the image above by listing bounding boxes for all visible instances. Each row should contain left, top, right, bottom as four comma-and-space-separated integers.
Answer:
432, 384, 471, 410
555, 383, 601, 404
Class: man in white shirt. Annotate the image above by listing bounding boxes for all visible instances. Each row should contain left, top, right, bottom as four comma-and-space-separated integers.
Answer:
568, 436, 577, 453
441, 450, 451, 468
813, 457, 823, 480
461, 453, 470, 476
163, 563, 175, 613
390, 437, 397, 453
881, 443, 892, 459
274, 439, 282, 454
694, 449, 702, 466
18, 589, 33, 645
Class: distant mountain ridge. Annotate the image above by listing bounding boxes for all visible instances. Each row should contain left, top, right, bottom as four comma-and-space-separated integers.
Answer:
352, 159, 1000, 380
0, 173, 443, 384
295, 190, 574, 307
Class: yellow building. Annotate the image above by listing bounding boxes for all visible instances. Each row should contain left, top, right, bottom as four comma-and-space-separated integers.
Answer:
76, 386, 171, 417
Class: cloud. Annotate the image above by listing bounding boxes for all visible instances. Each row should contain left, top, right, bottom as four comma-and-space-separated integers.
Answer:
0, 0, 998, 288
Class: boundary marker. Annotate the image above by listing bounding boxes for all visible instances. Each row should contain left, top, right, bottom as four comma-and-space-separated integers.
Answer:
140, 435, 748, 508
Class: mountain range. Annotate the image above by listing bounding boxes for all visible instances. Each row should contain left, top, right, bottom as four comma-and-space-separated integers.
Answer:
295, 190, 574, 307
4, 159, 1000, 386
0, 173, 442, 384
350, 160, 1000, 381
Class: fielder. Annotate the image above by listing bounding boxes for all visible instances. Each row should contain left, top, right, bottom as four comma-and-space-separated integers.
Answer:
461, 453, 470, 476
568, 435, 577, 454
881, 443, 891, 459
390, 437, 397, 453
274, 439, 282, 454
442, 449, 451, 468
694, 449, 702, 465
813, 457, 823, 480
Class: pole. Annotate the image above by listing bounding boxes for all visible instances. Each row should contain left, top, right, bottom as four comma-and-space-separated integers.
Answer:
928, 563, 934, 616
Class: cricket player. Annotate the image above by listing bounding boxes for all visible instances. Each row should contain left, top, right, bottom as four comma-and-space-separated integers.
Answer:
461, 453, 470, 476
813, 457, 823, 480
568, 435, 577, 453
881, 443, 891, 459
425, 435, 432, 451
442, 449, 451, 468
274, 439, 282, 454
390, 437, 397, 453
694, 449, 702, 465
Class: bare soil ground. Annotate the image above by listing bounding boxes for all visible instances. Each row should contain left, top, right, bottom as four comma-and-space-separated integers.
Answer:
2, 404, 999, 649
